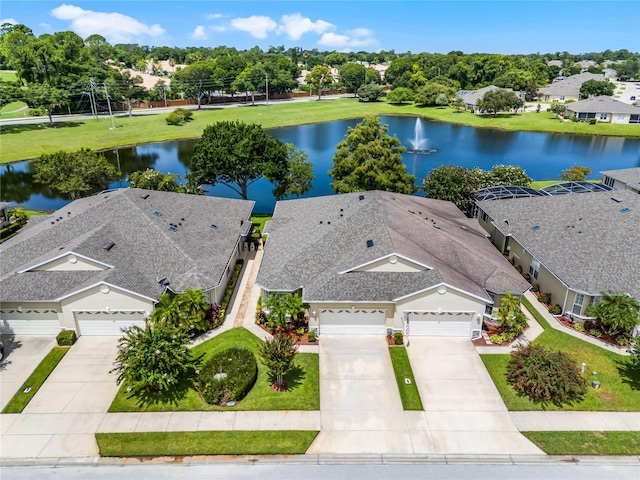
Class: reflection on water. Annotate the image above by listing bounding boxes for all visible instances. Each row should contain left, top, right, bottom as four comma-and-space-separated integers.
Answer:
2, 116, 639, 213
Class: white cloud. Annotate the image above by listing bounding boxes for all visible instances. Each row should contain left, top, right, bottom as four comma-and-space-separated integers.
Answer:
277, 13, 333, 40
318, 32, 375, 49
230, 15, 277, 39
50, 4, 165, 43
349, 28, 372, 37
39, 22, 52, 31
206, 13, 224, 20
211, 25, 226, 32
0, 18, 17, 25
192, 25, 207, 40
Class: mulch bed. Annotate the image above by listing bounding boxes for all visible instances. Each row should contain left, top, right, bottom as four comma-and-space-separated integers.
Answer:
257, 324, 318, 346
555, 316, 627, 348
472, 322, 530, 347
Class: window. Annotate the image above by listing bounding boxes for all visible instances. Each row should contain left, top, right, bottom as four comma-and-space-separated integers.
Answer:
599, 113, 607, 120
480, 211, 488, 222
528, 258, 540, 279
572, 294, 584, 315
630, 114, 640, 124
617, 114, 625, 121
560, 96, 565, 101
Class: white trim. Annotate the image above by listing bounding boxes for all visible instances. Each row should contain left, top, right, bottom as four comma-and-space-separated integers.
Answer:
18, 251, 114, 273
393, 282, 492, 303
337, 252, 433, 274
308, 300, 391, 304
53, 281, 157, 303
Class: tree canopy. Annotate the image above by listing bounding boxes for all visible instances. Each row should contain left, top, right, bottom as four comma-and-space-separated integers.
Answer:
329, 115, 416, 194
476, 89, 523, 115
305, 64, 333, 100
386, 87, 414, 104
579, 79, 615, 98
128, 168, 187, 193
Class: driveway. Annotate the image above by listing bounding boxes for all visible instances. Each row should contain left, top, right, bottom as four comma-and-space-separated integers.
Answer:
1, 337, 119, 458
406, 337, 543, 455
0, 335, 56, 410
307, 335, 416, 454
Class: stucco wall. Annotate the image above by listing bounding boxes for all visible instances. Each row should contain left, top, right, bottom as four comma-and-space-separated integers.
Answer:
31, 254, 107, 272
307, 302, 394, 329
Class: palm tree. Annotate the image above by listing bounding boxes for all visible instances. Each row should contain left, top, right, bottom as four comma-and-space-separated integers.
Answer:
586, 291, 640, 337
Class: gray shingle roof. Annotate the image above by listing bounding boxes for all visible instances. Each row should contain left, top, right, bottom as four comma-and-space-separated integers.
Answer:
539, 72, 605, 97
600, 168, 640, 190
477, 190, 640, 300
0, 189, 254, 302
457, 86, 510, 106
566, 96, 640, 114
257, 191, 529, 303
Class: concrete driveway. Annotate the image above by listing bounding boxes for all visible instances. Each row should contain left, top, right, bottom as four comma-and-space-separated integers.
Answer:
307, 335, 416, 454
0, 335, 56, 411
406, 337, 543, 455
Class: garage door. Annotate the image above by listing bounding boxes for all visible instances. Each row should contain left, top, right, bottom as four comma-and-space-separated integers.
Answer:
406, 311, 473, 337
0, 308, 60, 335
75, 311, 146, 336
320, 308, 386, 335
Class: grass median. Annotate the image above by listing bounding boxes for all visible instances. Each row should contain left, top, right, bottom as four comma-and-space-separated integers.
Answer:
523, 431, 640, 455
2, 346, 69, 413
389, 346, 423, 410
96, 430, 319, 456
2, 99, 639, 164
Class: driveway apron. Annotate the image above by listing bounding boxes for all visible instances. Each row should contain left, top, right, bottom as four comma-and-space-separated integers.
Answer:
406, 337, 543, 455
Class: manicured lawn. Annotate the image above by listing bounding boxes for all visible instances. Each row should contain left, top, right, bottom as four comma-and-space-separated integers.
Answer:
251, 214, 272, 230
0, 101, 29, 119
2, 98, 639, 164
0, 70, 18, 82
389, 346, 423, 410
480, 297, 640, 411
530, 179, 601, 189
1, 346, 70, 413
522, 431, 640, 455
108, 327, 319, 412
96, 430, 319, 456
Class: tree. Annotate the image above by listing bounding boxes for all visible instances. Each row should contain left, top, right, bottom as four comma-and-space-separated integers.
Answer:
171, 61, 215, 109
506, 343, 588, 406
476, 89, 523, 115
106, 70, 145, 116
189, 121, 288, 200
24, 82, 69, 124
339, 62, 366, 96
386, 87, 414, 104
550, 103, 566, 115
435, 93, 449, 106
151, 289, 211, 335
482, 165, 532, 188
262, 293, 306, 331
579, 79, 614, 98
111, 319, 197, 393
129, 168, 186, 192
451, 96, 465, 112
561, 165, 591, 182
586, 291, 640, 337
496, 293, 527, 339
272, 144, 315, 201
423, 165, 479, 214
305, 64, 333, 100
33, 149, 120, 199
329, 115, 417, 194
414, 82, 455, 106
258, 332, 298, 391
357, 83, 383, 102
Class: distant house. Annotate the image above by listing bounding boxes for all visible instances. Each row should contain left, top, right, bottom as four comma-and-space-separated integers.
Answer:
601, 167, 640, 194
565, 96, 640, 124
547, 60, 563, 68
455, 85, 522, 113
538, 72, 605, 102
476, 189, 640, 326
0, 189, 254, 336
257, 191, 529, 338
575, 60, 597, 71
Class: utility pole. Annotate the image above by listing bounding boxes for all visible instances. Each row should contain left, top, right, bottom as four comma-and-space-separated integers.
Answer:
89, 78, 98, 120
265, 73, 269, 105
103, 83, 116, 130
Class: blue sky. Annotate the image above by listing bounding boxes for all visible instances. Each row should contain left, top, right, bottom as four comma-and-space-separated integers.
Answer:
2, 1, 638, 54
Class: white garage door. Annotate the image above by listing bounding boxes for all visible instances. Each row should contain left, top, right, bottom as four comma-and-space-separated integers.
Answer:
320, 308, 386, 335
0, 309, 60, 335
407, 311, 473, 337
75, 311, 146, 336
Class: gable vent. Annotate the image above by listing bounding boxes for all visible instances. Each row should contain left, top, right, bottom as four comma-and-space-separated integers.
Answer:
103, 241, 115, 251
366, 239, 374, 248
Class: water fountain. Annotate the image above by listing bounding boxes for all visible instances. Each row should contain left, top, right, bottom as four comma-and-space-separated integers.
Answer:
407, 118, 435, 154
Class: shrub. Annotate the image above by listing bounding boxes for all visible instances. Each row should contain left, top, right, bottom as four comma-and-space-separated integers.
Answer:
173, 108, 193, 121
56, 329, 77, 346
220, 260, 244, 320
589, 118, 597, 125
537, 293, 551, 304
206, 303, 224, 329
522, 272, 531, 282
548, 304, 562, 315
258, 332, 298, 390
506, 343, 588, 406
590, 329, 603, 338
490, 334, 505, 345
165, 112, 181, 125
198, 346, 258, 405
514, 264, 523, 273
531, 282, 539, 293
307, 330, 316, 343
255, 310, 268, 325
394, 331, 404, 345
574, 322, 585, 332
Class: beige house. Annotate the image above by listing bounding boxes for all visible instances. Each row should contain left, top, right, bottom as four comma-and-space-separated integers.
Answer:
601, 167, 640, 193
566, 96, 640, 124
0, 189, 253, 336
455, 85, 521, 113
538, 72, 604, 102
476, 189, 640, 325
257, 191, 529, 338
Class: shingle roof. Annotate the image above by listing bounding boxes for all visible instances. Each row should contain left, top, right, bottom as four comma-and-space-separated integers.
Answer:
539, 72, 605, 97
477, 190, 640, 300
0, 189, 254, 302
257, 191, 529, 303
457, 86, 510, 106
566, 96, 640, 114
600, 168, 640, 190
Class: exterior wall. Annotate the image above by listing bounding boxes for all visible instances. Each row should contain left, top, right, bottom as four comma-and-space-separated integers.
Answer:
355, 256, 424, 273
395, 288, 485, 332
60, 285, 154, 330
31, 254, 107, 272
206, 241, 241, 305
543, 93, 580, 102
611, 113, 631, 124
0, 301, 63, 323
307, 301, 394, 330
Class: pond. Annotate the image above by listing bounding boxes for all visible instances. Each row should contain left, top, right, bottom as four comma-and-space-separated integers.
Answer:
2, 115, 639, 213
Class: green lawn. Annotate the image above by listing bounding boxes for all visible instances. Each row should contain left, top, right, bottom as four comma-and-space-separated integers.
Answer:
0, 70, 18, 82
108, 327, 319, 412
531, 179, 600, 189
523, 431, 640, 455
251, 214, 272, 231
96, 430, 319, 456
480, 297, 640, 411
2, 98, 639, 164
0, 101, 29, 119
1, 346, 70, 413
389, 346, 424, 410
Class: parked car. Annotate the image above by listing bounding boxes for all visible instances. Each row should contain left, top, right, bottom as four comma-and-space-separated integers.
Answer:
631, 96, 637, 101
